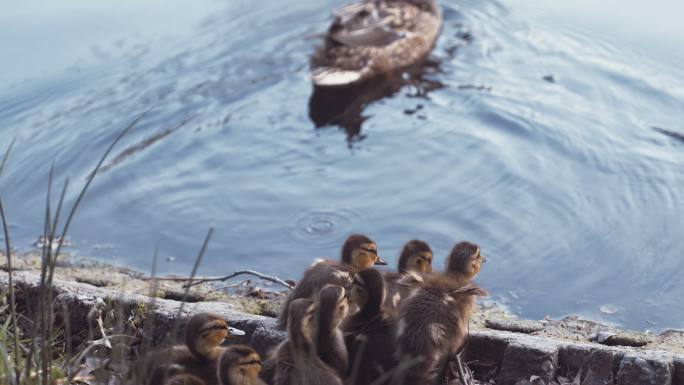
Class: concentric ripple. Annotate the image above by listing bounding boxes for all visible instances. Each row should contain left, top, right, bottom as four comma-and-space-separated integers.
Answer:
287, 208, 366, 248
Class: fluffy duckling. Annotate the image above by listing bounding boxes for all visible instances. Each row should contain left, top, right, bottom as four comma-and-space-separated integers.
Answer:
311, 0, 443, 87
277, 234, 386, 329
344, 268, 398, 385
165, 374, 206, 385
395, 274, 486, 385
134, 313, 245, 385
383, 240, 433, 313
216, 345, 266, 385
313, 285, 349, 377
445, 241, 486, 284
274, 299, 343, 385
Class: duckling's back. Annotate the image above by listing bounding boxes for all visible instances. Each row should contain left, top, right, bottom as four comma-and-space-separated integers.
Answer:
396, 278, 486, 384
277, 260, 353, 329
346, 316, 398, 385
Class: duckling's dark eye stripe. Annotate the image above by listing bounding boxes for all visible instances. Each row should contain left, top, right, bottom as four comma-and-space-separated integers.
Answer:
200, 324, 228, 333
240, 360, 262, 366
360, 247, 377, 255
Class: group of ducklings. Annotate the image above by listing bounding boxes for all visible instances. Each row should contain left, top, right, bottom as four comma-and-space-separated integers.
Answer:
270, 234, 487, 385
131, 313, 264, 385
134, 234, 487, 385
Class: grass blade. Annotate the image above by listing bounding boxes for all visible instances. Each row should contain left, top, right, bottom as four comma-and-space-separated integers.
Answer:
154, 228, 213, 385
0, 199, 19, 385
0, 138, 15, 178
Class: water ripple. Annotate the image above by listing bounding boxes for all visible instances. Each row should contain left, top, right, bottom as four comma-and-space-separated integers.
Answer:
287, 208, 366, 249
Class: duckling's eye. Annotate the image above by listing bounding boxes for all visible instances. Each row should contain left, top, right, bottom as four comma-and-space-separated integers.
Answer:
360, 247, 377, 255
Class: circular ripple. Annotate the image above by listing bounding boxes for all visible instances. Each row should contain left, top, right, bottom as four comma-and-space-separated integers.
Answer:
287, 208, 365, 248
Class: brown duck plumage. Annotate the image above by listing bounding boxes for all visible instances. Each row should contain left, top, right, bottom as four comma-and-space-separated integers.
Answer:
311, 0, 443, 86
395, 273, 487, 385
277, 234, 386, 329
383, 239, 433, 315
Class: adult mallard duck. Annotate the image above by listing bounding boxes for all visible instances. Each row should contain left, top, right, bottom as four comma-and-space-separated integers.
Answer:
311, 0, 442, 87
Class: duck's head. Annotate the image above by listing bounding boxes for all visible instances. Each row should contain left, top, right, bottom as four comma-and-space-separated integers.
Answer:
405, 0, 440, 14
445, 242, 486, 281
287, 298, 316, 350
316, 285, 349, 330
350, 268, 385, 312
185, 313, 245, 359
216, 345, 263, 385
341, 234, 387, 270
398, 240, 433, 274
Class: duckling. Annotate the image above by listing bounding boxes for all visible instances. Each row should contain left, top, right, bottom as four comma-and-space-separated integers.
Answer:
165, 374, 206, 385
397, 240, 434, 275
216, 345, 266, 385
445, 241, 486, 284
313, 285, 349, 377
344, 268, 398, 385
383, 240, 433, 313
311, 0, 443, 87
274, 299, 343, 385
395, 274, 486, 385
277, 234, 386, 329
133, 313, 245, 385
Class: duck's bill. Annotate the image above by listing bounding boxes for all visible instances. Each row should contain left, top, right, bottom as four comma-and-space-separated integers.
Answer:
229, 327, 246, 336
374, 257, 388, 266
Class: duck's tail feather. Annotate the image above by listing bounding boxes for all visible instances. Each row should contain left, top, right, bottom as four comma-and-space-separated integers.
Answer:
311, 67, 362, 86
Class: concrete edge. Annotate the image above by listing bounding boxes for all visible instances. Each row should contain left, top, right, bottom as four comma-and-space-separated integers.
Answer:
2, 270, 682, 384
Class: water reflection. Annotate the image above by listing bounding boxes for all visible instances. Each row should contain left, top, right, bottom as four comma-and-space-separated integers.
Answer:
308, 59, 445, 141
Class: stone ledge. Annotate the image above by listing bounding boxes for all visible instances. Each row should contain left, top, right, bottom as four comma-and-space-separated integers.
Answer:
2, 270, 683, 384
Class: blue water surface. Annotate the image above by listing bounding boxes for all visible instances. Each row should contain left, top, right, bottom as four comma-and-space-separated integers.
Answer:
1, 0, 683, 330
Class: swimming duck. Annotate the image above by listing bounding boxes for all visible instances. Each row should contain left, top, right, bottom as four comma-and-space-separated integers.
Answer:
311, 0, 443, 87
383, 240, 433, 313
344, 268, 398, 385
313, 285, 349, 377
277, 234, 386, 329
216, 345, 266, 385
395, 274, 487, 385
445, 241, 486, 284
273, 299, 343, 385
133, 313, 245, 385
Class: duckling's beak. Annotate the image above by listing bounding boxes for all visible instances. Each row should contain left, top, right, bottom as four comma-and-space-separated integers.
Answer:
229, 326, 246, 336
374, 257, 388, 266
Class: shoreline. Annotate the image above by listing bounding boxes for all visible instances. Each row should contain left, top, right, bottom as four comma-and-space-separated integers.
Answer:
2, 250, 682, 353
2, 251, 683, 384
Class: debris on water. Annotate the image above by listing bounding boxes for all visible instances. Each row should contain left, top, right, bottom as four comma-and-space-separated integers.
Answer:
92, 243, 115, 251
543, 74, 556, 83
165, 256, 176, 262
403, 104, 424, 115
34, 235, 73, 250
652, 126, 684, 143
599, 305, 618, 315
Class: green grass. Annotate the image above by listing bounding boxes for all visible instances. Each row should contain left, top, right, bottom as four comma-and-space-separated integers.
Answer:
0, 111, 173, 385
